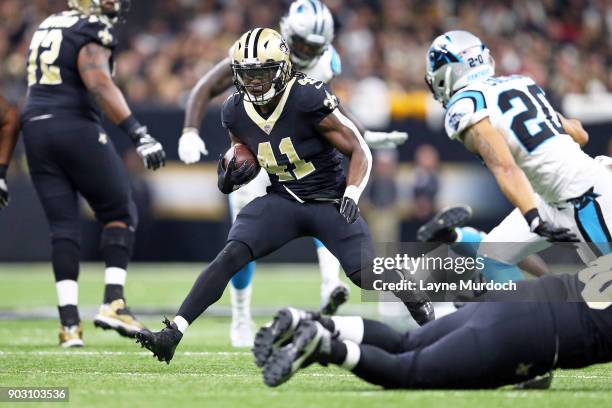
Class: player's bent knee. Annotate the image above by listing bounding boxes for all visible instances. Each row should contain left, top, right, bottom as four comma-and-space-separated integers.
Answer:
100, 225, 135, 256
216, 240, 254, 273
96, 200, 138, 230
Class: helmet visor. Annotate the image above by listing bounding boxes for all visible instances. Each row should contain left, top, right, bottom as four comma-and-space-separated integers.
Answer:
290, 35, 326, 62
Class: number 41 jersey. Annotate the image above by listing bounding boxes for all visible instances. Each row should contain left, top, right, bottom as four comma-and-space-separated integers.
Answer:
222, 74, 346, 202
444, 75, 599, 203
22, 10, 117, 123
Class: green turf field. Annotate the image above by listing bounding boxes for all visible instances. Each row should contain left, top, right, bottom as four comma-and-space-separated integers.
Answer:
1, 264, 611, 408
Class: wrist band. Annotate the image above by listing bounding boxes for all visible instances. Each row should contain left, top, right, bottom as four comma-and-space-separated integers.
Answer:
0, 165, 7, 179
523, 208, 540, 227
118, 115, 142, 137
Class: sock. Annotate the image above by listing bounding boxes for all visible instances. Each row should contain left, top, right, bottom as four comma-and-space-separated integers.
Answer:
104, 267, 126, 303
331, 316, 364, 343
230, 284, 252, 322
173, 316, 189, 334
177, 241, 252, 324
52, 239, 81, 327
451, 227, 485, 258
101, 227, 131, 303
56, 280, 80, 327
315, 239, 341, 284
231, 261, 255, 289
351, 344, 403, 388
327, 338, 348, 365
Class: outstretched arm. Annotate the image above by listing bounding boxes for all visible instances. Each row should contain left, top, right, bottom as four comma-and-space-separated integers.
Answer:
78, 43, 165, 170
463, 118, 577, 242
180, 58, 234, 164
318, 109, 373, 223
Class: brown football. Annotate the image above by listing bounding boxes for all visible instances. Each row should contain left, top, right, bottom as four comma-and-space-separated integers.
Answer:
223, 143, 259, 171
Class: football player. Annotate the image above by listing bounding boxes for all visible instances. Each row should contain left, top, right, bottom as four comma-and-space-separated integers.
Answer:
258, 255, 612, 388
0, 94, 20, 210
423, 31, 611, 279
136, 28, 433, 363
178, 0, 408, 347
20, 0, 165, 347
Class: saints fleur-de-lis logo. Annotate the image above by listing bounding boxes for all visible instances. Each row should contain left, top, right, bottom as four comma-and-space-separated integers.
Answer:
98, 132, 108, 145
98, 29, 113, 46
323, 90, 338, 111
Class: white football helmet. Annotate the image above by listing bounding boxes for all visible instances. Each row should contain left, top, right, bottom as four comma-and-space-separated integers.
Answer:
280, 0, 334, 69
425, 30, 495, 107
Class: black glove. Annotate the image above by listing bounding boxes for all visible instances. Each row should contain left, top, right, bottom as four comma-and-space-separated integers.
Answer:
339, 196, 359, 224
217, 156, 259, 194
132, 127, 166, 171
0, 165, 8, 210
525, 208, 579, 242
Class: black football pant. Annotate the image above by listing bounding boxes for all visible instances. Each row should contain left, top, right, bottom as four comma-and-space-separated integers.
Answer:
177, 193, 378, 323
344, 277, 612, 388
22, 115, 137, 284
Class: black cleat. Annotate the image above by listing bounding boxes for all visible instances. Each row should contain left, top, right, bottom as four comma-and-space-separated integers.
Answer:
253, 307, 319, 368
404, 299, 435, 326
417, 205, 472, 243
263, 321, 328, 387
320, 283, 349, 315
135, 318, 182, 364
514, 372, 554, 389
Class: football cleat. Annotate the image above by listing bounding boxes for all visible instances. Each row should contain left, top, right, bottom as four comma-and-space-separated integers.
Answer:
320, 282, 349, 315
417, 205, 472, 243
59, 323, 84, 348
253, 307, 319, 368
93, 299, 145, 338
230, 317, 256, 348
404, 299, 436, 326
263, 320, 329, 387
135, 318, 183, 364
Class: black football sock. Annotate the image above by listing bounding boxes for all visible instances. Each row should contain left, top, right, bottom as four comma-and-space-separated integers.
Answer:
100, 227, 132, 303
58, 305, 80, 327
327, 338, 348, 365
52, 239, 81, 327
316, 315, 335, 332
177, 241, 253, 324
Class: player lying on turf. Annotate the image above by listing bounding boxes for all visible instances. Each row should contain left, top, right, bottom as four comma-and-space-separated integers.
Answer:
178, 0, 409, 347
257, 254, 612, 388
0, 94, 20, 210
20, 0, 165, 347
136, 28, 433, 363
425, 31, 612, 281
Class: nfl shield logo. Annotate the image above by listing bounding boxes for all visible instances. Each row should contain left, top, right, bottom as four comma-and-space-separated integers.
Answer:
263, 124, 272, 134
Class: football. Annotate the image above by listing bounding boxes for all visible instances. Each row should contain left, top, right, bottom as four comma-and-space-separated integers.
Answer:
224, 143, 259, 172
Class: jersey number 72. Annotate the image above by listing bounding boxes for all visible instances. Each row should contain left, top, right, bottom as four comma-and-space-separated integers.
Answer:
27, 29, 64, 86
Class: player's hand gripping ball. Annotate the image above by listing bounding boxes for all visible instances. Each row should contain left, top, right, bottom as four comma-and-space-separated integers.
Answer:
217, 144, 260, 193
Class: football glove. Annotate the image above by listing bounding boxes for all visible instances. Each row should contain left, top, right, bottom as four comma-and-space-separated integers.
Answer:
178, 128, 208, 164
0, 165, 8, 210
525, 209, 579, 242
132, 127, 166, 171
217, 155, 259, 194
364, 130, 409, 149
339, 196, 359, 224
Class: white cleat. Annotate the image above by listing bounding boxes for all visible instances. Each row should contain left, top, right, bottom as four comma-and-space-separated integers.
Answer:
230, 318, 256, 348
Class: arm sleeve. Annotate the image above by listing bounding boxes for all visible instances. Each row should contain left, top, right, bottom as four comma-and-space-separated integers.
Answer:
444, 92, 489, 141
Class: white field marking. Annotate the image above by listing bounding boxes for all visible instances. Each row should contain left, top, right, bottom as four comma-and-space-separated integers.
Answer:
0, 351, 250, 357
0, 370, 353, 379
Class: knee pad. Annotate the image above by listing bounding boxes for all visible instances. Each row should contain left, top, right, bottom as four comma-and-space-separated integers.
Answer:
100, 226, 135, 255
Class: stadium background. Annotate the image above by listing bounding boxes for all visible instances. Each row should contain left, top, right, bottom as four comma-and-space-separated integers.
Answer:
0, 0, 611, 262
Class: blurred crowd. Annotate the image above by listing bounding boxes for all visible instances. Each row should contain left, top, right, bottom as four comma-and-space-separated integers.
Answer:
1, 0, 610, 109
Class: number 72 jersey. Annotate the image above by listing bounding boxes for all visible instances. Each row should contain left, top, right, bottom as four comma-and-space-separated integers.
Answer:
22, 10, 117, 123
444, 75, 598, 203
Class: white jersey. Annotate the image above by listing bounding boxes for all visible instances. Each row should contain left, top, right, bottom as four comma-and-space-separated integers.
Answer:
301, 46, 341, 84
444, 75, 599, 203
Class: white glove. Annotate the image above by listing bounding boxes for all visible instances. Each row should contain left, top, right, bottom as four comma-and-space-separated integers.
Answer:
364, 130, 409, 149
178, 128, 208, 164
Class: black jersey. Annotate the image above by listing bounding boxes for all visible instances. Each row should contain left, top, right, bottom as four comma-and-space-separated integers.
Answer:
22, 10, 117, 123
222, 74, 346, 201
